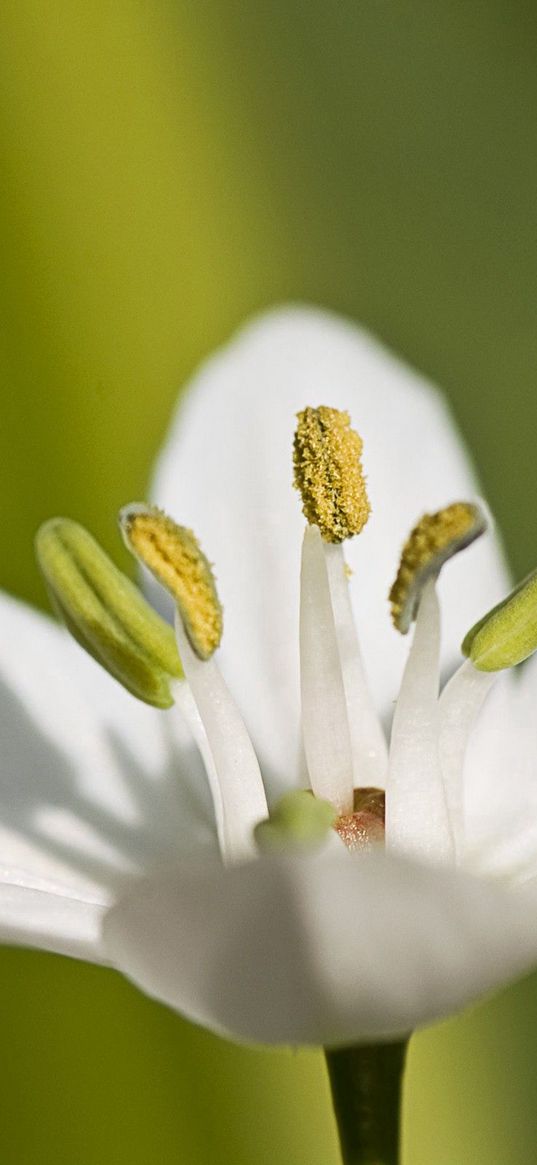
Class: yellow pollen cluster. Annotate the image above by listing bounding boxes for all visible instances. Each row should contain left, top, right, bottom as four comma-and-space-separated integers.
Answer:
293, 405, 370, 543
389, 501, 486, 633
121, 506, 223, 659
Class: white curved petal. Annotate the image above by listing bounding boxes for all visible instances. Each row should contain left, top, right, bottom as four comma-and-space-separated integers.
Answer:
103, 849, 537, 1047
0, 880, 107, 963
152, 306, 509, 790
0, 589, 217, 954
464, 656, 537, 877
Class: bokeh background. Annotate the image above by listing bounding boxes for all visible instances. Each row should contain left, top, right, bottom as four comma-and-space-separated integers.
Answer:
1, 2, 537, 1162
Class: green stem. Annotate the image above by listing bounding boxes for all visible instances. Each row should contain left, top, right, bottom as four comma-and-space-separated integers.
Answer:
325, 1039, 409, 1165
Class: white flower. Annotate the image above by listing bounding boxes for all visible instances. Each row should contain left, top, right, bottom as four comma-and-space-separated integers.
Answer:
2, 306, 537, 1048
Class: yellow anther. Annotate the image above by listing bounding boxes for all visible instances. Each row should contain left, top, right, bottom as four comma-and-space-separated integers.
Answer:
120, 504, 223, 660
389, 502, 486, 633
293, 406, 370, 543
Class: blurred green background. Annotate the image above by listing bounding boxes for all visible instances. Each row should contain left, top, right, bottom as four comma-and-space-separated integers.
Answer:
1, 2, 537, 1161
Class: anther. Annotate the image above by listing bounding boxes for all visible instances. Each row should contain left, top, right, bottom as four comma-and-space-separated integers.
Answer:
389, 502, 487, 633
35, 517, 182, 707
293, 406, 370, 543
119, 504, 223, 660
462, 567, 537, 671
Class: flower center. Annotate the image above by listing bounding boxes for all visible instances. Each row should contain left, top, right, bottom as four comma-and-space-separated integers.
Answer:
39, 400, 537, 870
335, 788, 386, 853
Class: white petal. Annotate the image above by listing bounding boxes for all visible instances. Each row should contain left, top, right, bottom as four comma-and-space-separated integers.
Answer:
0, 589, 217, 955
387, 581, 454, 862
151, 306, 509, 789
0, 881, 107, 963
103, 849, 537, 1047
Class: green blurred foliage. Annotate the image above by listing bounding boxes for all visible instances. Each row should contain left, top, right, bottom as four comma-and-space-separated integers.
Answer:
1, 1, 537, 1162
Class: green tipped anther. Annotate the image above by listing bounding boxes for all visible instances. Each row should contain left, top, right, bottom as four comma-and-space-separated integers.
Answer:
36, 518, 183, 707
462, 568, 537, 671
254, 790, 337, 854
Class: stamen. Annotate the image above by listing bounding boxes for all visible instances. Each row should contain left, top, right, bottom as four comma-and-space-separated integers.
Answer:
323, 543, 388, 788
293, 406, 370, 543
121, 502, 266, 862
174, 615, 268, 863
389, 502, 487, 633
119, 504, 222, 660
438, 659, 496, 857
300, 524, 355, 814
386, 578, 454, 862
172, 680, 226, 849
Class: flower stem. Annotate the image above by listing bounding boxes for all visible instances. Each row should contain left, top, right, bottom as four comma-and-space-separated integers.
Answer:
325, 1039, 409, 1165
